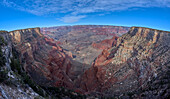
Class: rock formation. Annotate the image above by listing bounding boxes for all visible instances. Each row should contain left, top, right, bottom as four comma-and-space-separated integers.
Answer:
77, 27, 170, 98
9, 28, 76, 89
0, 31, 44, 98
0, 28, 85, 98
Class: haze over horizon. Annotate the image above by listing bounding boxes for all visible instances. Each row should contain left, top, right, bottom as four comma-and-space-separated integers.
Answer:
0, 0, 170, 31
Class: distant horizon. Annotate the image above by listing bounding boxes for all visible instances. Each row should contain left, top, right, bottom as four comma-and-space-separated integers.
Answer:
2, 24, 170, 33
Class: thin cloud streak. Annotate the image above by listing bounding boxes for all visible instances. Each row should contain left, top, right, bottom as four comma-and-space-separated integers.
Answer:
60, 15, 87, 23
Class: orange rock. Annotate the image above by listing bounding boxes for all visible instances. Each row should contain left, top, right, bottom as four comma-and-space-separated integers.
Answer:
92, 36, 118, 50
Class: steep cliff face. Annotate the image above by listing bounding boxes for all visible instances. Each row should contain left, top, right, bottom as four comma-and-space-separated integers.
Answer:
78, 27, 170, 97
0, 32, 43, 99
0, 30, 85, 98
9, 28, 76, 89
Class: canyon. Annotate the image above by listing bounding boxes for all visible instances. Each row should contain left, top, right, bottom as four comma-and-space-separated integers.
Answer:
0, 25, 169, 98
41, 25, 129, 65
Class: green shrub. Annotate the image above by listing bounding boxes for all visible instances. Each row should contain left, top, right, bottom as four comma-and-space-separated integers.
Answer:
11, 60, 47, 97
0, 36, 6, 67
127, 91, 134, 97
0, 49, 6, 66
41, 86, 85, 99
0, 70, 8, 82
0, 36, 6, 46
20, 72, 46, 97
10, 48, 48, 97
10, 58, 21, 74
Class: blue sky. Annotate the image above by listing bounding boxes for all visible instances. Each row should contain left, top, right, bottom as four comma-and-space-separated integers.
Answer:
0, 0, 170, 31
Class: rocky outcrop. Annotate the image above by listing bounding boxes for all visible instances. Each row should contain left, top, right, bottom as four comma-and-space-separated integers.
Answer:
132, 65, 170, 98
92, 36, 118, 50
0, 32, 43, 99
9, 28, 75, 89
78, 27, 170, 97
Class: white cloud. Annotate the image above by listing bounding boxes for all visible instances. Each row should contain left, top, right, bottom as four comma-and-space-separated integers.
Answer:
60, 15, 86, 23
1, 0, 170, 22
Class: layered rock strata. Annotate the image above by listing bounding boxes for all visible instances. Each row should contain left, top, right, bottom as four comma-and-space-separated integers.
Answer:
9, 28, 76, 89
77, 27, 170, 97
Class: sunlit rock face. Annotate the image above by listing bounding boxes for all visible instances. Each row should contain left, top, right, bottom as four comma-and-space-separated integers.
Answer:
9, 28, 76, 89
41, 25, 130, 65
77, 27, 170, 97
92, 36, 118, 50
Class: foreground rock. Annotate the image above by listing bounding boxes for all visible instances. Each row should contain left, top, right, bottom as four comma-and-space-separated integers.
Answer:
0, 32, 43, 98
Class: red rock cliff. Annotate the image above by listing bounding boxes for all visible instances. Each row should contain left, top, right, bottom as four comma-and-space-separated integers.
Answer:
9, 28, 75, 89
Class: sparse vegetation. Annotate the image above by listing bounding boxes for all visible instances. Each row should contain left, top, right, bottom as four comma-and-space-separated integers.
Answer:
42, 86, 86, 99
127, 91, 134, 97
10, 47, 48, 97
0, 36, 5, 45
0, 36, 7, 82
0, 47, 6, 66
9, 45, 86, 98
32, 33, 38, 38
10, 58, 21, 73
0, 69, 8, 82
